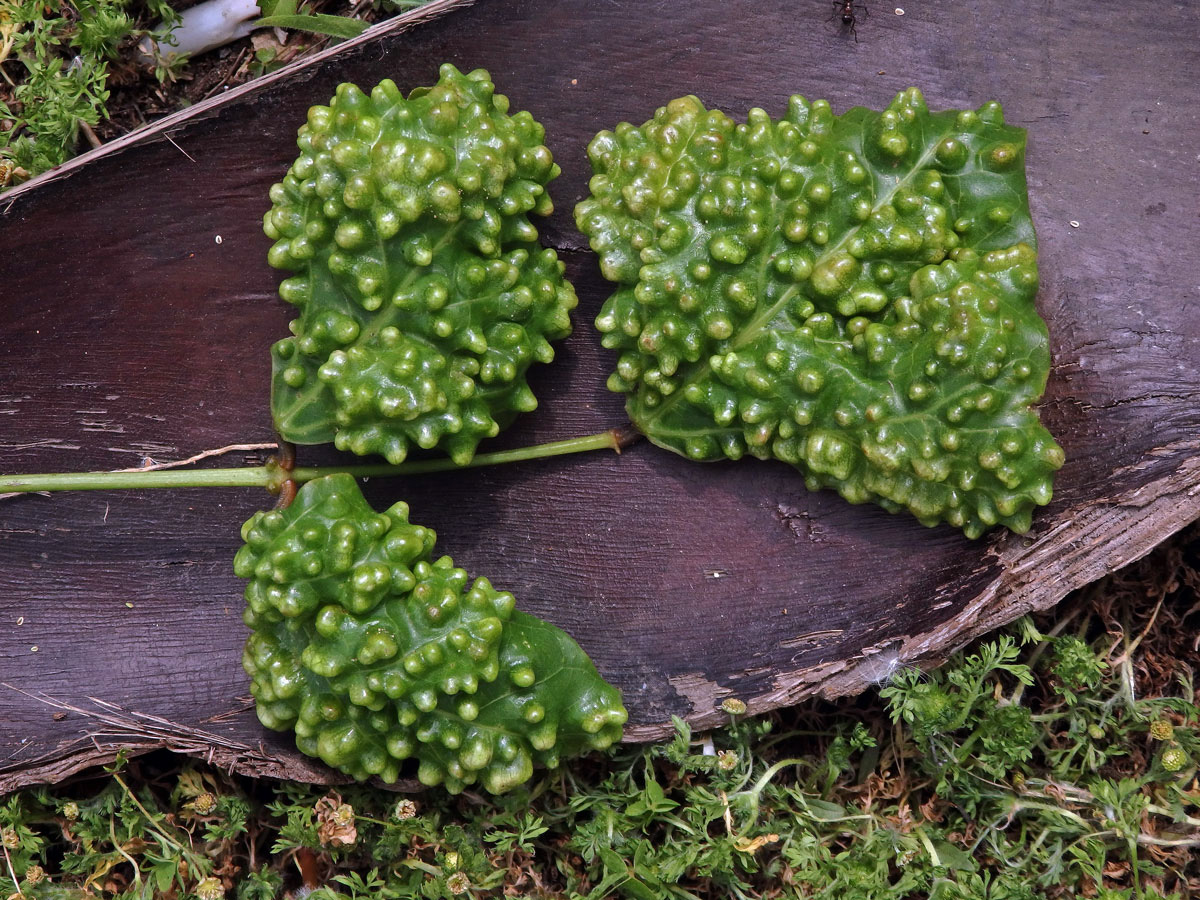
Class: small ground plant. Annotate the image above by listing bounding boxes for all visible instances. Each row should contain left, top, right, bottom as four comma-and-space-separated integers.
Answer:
0, 0, 429, 188
0, 0, 178, 184
3, 524, 1197, 899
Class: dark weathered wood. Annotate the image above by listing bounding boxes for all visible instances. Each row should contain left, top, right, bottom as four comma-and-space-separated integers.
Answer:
3, 0, 1199, 793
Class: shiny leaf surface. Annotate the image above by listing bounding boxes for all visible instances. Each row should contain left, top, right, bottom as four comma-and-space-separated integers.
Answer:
235, 474, 627, 793
577, 88, 1064, 537
264, 65, 577, 465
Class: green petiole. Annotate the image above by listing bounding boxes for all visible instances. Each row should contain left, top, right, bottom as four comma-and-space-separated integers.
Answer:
0, 426, 639, 496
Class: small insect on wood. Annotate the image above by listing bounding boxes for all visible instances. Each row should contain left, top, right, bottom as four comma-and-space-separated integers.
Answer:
833, 0, 867, 41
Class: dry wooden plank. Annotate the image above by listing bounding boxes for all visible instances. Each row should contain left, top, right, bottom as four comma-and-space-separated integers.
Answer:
2, 0, 1199, 792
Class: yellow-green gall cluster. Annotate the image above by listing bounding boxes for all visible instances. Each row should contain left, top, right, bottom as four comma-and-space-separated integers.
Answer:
577, 88, 1064, 537
236, 474, 626, 793
265, 65, 577, 464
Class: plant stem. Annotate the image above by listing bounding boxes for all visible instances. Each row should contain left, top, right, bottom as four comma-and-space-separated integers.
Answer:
0, 426, 641, 495
292, 426, 637, 480
0, 466, 276, 493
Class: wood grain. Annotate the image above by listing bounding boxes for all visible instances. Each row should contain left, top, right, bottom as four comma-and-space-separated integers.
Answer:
3, 0, 1199, 792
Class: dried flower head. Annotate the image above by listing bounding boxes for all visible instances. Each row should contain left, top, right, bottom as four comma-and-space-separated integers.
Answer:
721, 698, 747, 716
446, 871, 471, 895
315, 794, 357, 847
195, 875, 224, 900
61, 801, 79, 821
392, 799, 418, 821
717, 750, 738, 771
1149, 719, 1175, 742
190, 792, 219, 815
1, 827, 18, 850
0, 159, 29, 188
23, 865, 46, 887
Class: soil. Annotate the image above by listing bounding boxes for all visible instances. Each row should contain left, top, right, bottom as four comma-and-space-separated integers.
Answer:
98, 27, 329, 142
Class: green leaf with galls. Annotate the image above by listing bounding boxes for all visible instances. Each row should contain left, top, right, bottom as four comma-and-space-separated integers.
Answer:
264, 64, 578, 465
576, 88, 1064, 537
235, 474, 627, 794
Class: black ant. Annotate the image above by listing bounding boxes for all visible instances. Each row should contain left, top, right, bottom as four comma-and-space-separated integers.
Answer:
833, 0, 867, 42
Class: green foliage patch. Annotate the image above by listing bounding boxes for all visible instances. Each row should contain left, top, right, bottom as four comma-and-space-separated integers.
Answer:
264, 64, 577, 465
236, 473, 627, 793
0, 0, 169, 183
4, 537, 1199, 898
577, 89, 1064, 537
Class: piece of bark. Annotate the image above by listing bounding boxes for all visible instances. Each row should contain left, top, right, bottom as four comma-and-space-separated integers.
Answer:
2, 0, 1198, 793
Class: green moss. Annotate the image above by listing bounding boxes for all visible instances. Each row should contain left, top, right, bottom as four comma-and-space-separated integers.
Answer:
235, 474, 627, 792
577, 89, 1064, 537
264, 65, 577, 465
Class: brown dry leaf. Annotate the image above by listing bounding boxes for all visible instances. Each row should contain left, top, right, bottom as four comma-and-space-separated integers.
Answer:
1042, 782, 1067, 804
918, 794, 943, 824
861, 770, 907, 804
1102, 858, 1131, 883
888, 802, 916, 834
945, 821, 976, 844
315, 794, 357, 847
250, 31, 284, 54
